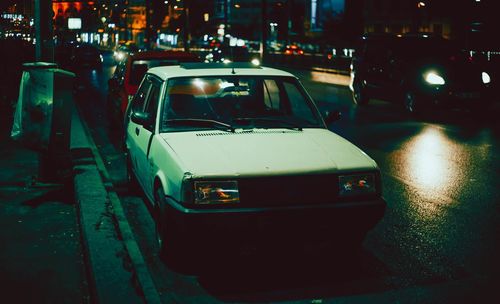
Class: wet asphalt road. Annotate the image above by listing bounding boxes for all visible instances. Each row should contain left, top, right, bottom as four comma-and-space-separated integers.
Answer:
74, 55, 500, 303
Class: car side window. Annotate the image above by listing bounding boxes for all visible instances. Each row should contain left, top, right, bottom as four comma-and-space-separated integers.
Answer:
143, 79, 162, 131
263, 79, 281, 110
130, 77, 152, 113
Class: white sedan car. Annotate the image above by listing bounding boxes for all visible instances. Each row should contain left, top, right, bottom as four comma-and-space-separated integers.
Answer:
125, 62, 386, 264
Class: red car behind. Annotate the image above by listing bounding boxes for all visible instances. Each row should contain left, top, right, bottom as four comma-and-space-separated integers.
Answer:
107, 50, 201, 130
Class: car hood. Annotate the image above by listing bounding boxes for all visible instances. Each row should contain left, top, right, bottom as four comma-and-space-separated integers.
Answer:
159, 128, 377, 178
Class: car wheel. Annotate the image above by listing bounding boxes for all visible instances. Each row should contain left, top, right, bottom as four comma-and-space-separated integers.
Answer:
352, 79, 370, 105
154, 187, 188, 266
154, 187, 168, 254
126, 152, 139, 194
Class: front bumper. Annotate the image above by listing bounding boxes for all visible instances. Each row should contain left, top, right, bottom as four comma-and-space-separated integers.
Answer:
417, 85, 493, 109
164, 197, 386, 247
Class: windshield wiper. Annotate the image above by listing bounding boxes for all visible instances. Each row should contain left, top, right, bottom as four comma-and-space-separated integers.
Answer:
165, 119, 235, 132
232, 117, 303, 131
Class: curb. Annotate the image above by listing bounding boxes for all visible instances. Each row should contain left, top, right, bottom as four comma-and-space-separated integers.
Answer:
71, 105, 162, 304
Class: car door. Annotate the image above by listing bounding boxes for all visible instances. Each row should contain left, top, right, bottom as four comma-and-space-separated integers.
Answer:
126, 76, 152, 190
134, 76, 162, 199
363, 41, 394, 94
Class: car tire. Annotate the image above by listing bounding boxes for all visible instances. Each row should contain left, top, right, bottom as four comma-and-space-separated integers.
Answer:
126, 152, 139, 194
352, 79, 370, 106
154, 187, 190, 268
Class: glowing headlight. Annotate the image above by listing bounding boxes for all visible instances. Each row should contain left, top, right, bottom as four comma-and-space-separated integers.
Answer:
222, 58, 232, 63
194, 181, 240, 204
251, 58, 260, 66
482, 72, 491, 84
339, 174, 377, 197
116, 52, 125, 61
425, 72, 445, 85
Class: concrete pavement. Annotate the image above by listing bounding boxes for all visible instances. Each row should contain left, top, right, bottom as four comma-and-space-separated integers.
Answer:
0, 101, 88, 302
71, 104, 161, 303
0, 93, 160, 303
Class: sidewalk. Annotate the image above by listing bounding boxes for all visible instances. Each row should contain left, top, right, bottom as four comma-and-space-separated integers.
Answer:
0, 102, 89, 302
0, 94, 154, 303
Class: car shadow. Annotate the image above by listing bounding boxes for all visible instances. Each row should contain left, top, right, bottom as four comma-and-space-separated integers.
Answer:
195, 244, 393, 302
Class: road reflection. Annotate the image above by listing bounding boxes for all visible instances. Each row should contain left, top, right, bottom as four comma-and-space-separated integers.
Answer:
401, 126, 464, 209
309, 71, 350, 86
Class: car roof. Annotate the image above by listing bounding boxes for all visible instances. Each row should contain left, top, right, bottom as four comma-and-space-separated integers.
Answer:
147, 64, 296, 80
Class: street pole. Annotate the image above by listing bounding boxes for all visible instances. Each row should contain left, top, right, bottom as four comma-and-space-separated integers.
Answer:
261, 0, 268, 61
183, 0, 191, 51
34, 0, 54, 62
145, 0, 151, 48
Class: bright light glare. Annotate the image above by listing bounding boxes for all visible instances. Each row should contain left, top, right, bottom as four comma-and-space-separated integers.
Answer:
402, 127, 462, 212
223, 59, 232, 63
425, 72, 445, 85
251, 58, 260, 66
193, 79, 205, 88
219, 81, 233, 89
482, 72, 491, 84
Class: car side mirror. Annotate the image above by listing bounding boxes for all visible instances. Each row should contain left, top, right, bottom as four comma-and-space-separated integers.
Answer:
324, 110, 342, 124
130, 111, 151, 126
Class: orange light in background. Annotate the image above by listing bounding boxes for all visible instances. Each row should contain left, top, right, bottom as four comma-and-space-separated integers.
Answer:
52, 1, 93, 19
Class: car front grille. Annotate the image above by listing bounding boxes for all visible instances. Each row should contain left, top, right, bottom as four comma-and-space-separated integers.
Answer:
237, 174, 339, 207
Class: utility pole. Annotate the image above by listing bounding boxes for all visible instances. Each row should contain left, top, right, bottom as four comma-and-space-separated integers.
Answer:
223, 0, 228, 44
183, 0, 191, 51
34, 0, 54, 62
145, 0, 151, 48
261, 0, 268, 61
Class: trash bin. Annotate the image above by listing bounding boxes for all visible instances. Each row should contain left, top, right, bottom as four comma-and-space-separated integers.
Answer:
11, 62, 75, 182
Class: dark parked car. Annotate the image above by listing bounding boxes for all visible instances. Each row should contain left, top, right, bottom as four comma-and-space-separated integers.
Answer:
205, 46, 260, 65
107, 50, 200, 131
68, 43, 103, 70
350, 33, 494, 114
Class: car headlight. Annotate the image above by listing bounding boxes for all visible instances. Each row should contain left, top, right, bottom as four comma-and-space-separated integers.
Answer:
251, 58, 260, 66
339, 174, 377, 197
482, 72, 491, 84
425, 72, 445, 85
116, 52, 125, 61
194, 181, 240, 204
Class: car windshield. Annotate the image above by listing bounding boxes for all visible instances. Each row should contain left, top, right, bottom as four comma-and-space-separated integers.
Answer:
160, 76, 323, 132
